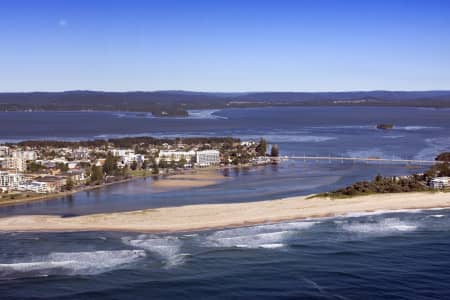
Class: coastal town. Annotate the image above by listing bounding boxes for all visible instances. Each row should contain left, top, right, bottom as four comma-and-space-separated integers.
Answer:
0, 137, 279, 202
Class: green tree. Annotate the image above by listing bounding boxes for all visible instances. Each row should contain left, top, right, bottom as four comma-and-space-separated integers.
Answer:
103, 153, 117, 175
178, 157, 187, 168
27, 162, 46, 173
56, 163, 69, 172
270, 144, 279, 157
151, 158, 159, 174
90, 165, 103, 184
158, 158, 168, 169
65, 177, 74, 191
375, 174, 383, 182
256, 138, 267, 156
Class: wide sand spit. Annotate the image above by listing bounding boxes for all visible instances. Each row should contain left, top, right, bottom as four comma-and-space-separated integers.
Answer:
1, 192, 450, 233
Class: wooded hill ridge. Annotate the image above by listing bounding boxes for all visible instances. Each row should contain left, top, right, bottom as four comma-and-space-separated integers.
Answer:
1, 90, 450, 116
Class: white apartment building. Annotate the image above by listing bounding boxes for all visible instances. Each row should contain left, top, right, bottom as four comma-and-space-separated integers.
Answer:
5, 156, 27, 172
158, 150, 196, 162
0, 146, 9, 156
196, 150, 220, 167
111, 149, 135, 157
12, 150, 37, 161
0, 171, 25, 191
72, 147, 90, 160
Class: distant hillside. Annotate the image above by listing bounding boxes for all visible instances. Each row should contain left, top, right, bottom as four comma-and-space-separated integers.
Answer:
1, 90, 450, 116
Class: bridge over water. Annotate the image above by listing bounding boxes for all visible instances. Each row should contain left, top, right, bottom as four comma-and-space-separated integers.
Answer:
284, 155, 443, 165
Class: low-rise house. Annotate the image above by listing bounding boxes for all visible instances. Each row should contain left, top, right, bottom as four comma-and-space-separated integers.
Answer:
67, 162, 78, 169
250, 156, 272, 165
430, 177, 450, 189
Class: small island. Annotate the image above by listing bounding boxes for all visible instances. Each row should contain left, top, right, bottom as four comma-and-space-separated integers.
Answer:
376, 123, 394, 130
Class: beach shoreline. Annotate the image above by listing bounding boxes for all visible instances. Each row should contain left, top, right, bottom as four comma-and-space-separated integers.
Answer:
0, 192, 449, 233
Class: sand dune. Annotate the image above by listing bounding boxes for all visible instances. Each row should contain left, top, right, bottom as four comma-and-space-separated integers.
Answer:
1, 192, 449, 233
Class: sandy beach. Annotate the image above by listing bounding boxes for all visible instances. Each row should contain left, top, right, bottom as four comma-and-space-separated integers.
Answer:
0, 192, 449, 233
151, 170, 227, 191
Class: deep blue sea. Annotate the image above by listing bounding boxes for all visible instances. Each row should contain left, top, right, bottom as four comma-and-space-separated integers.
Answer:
1, 106, 450, 299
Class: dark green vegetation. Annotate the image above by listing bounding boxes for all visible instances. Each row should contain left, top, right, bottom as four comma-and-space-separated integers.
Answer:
316, 174, 428, 198
1, 90, 450, 116
425, 162, 450, 178
255, 138, 267, 156
376, 123, 394, 130
270, 144, 279, 157
315, 160, 450, 198
436, 152, 450, 162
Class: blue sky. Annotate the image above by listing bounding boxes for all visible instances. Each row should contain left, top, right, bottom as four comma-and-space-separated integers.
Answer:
0, 0, 449, 92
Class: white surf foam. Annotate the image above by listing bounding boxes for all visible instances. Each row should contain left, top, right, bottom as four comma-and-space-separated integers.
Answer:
430, 214, 446, 218
399, 126, 441, 131
204, 221, 316, 249
0, 250, 146, 276
122, 235, 186, 267
342, 218, 417, 235
342, 208, 425, 219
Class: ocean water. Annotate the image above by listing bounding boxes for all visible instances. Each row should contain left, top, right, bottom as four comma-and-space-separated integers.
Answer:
2, 209, 450, 299
2, 106, 450, 298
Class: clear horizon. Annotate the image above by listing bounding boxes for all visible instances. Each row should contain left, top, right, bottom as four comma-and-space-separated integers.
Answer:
1, 0, 449, 92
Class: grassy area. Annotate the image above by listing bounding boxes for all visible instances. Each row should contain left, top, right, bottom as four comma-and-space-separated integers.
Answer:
126, 169, 150, 177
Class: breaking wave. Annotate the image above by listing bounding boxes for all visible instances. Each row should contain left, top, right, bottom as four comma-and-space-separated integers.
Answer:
0, 250, 146, 278
342, 218, 418, 235
202, 221, 316, 249
122, 235, 187, 268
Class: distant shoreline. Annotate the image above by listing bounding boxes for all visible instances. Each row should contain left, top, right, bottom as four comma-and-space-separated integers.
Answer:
1, 192, 449, 233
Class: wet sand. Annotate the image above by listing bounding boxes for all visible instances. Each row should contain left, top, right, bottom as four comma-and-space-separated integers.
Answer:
0, 192, 449, 233
151, 170, 227, 191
